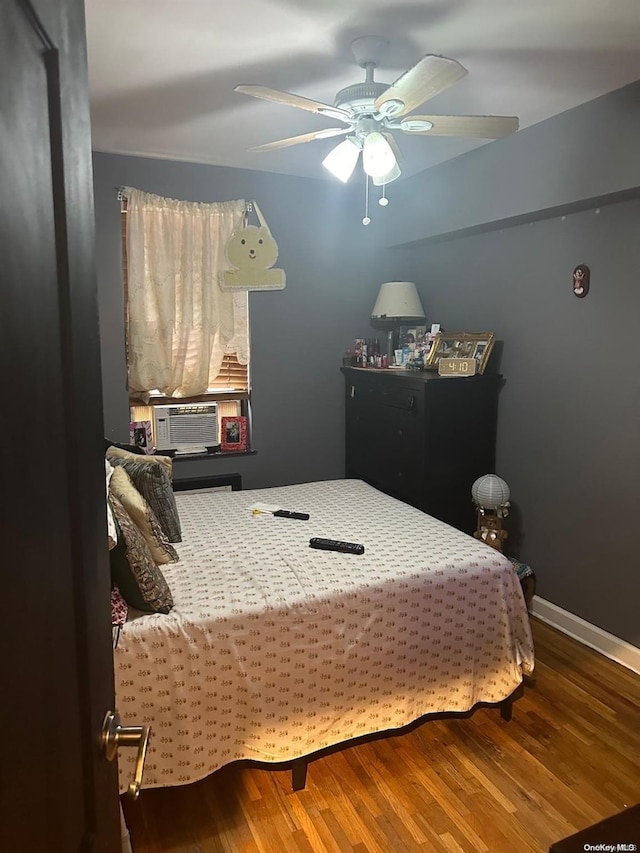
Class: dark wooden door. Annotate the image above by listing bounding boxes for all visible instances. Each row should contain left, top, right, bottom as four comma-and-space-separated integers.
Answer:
1, 1, 121, 850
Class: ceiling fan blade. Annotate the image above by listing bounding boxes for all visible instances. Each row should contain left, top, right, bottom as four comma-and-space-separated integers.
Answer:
375, 55, 467, 118
248, 127, 350, 152
235, 84, 351, 123
403, 114, 519, 138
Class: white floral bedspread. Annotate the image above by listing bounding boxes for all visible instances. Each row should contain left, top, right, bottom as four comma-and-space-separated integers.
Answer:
115, 479, 534, 792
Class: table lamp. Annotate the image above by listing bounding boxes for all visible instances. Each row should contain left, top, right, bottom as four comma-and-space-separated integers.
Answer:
370, 281, 426, 362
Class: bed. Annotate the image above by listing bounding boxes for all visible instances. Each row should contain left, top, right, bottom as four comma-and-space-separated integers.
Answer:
114, 478, 535, 794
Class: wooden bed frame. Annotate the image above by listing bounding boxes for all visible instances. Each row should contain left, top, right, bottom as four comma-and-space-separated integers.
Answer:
244, 684, 523, 792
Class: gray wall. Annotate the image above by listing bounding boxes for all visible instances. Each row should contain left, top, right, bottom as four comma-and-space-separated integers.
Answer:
384, 81, 640, 246
398, 200, 640, 646
92, 153, 398, 488
390, 83, 640, 647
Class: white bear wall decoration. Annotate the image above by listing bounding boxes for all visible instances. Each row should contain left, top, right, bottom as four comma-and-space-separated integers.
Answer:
220, 203, 285, 292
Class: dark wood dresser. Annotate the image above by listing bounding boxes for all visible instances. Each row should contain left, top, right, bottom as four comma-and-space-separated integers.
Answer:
341, 367, 503, 534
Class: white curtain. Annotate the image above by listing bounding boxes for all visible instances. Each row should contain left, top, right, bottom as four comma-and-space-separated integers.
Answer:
125, 188, 248, 398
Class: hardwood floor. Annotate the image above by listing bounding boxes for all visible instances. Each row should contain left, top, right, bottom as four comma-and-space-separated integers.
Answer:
122, 618, 640, 852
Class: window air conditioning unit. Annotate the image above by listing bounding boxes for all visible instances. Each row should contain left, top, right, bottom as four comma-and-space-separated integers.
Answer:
153, 403, 219, 454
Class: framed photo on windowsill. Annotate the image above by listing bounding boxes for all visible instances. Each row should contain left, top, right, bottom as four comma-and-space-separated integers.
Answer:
220, 416, 247, 452
129, 420, 154, 454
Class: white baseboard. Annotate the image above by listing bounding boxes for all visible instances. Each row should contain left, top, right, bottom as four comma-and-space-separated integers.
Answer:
531, 595, 640, 676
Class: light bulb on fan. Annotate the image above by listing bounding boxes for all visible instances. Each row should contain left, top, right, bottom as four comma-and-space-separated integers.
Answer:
321, 137, 360, 183
372, 160, 401, 186
362, 132, 398, 179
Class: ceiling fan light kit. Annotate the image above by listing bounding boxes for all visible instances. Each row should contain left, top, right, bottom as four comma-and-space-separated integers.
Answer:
235, 36, 518, 223
362, 132, 397, 178
372, 160, 401, 186
322, 137, 361, 183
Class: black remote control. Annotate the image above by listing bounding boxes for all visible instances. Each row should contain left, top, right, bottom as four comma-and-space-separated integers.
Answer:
273, 509, 310, 520
309, 537, 365, 555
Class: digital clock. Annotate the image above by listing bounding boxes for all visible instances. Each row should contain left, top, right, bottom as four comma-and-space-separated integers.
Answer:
438, 357, 477, 377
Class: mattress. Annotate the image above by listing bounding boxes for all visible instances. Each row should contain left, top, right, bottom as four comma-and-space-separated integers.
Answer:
115, 479, 534, 792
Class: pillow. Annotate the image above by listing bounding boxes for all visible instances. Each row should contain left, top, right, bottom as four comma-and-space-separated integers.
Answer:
106, 444, 173, 476
106, 451, 182, 542
109, 466, 178, 565
111, 585, 128, 627
104, 438, 145, 456
108, 495, 174, 614
105, 460, 117, 551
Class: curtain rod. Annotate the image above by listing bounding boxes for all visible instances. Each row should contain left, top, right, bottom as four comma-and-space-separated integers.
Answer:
115, 187, 251, 214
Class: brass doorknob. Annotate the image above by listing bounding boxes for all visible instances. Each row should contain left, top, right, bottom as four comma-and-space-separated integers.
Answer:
100, 710, 151, 799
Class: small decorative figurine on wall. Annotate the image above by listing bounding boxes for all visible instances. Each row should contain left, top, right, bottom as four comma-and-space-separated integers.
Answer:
573, 263, 590, 298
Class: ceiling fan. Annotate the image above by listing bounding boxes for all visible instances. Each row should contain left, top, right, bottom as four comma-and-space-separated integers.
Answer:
235, 36, 519, 185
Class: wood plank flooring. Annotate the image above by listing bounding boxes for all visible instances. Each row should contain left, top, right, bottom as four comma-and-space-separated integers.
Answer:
122, 618, 640, 852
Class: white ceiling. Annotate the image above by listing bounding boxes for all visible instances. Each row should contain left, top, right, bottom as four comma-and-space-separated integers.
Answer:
85, 0, 640, 183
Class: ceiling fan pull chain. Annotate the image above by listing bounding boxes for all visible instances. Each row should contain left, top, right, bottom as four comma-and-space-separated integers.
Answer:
363, 176, 371, 226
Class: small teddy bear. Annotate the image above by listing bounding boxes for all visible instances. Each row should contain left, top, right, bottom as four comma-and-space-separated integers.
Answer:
474, 513, 508, 551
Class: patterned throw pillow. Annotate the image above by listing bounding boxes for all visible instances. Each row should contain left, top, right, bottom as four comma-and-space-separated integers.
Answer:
109, 466, 179, 565
108, 495, 174, 614
105, 459, 118, 551
107, 451, 182, 542
111, 585, 128, 627
105, 444, 173, 477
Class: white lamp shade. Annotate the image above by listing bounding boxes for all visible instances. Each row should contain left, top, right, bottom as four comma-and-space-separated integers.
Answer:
372, 160, 402, 186
362, 132, 398, 179
371, 281, 425, 320
472, 474, 510, 509
322, 138, 360, 183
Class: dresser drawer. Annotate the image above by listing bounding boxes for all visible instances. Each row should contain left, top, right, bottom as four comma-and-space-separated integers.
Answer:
347, 374, 422, 414
347, 396, 422, 442
346, 419, 424, 498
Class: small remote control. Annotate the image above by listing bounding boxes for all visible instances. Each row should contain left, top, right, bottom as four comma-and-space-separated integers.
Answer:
309, 537, 365, 555
273, 509, 310, 520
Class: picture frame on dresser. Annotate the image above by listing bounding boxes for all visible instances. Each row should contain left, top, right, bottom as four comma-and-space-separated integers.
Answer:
398, 325, 427, 349
426, 332, 495, 374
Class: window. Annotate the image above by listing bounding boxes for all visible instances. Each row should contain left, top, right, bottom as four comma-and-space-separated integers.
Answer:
121, 189, 251, 447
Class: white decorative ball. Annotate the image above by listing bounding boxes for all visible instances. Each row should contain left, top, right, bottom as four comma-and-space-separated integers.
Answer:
472, 474, 510, 509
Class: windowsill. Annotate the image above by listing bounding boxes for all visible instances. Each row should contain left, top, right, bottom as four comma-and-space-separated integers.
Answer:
170, 448, 257, 461
130, 390, 250, 406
